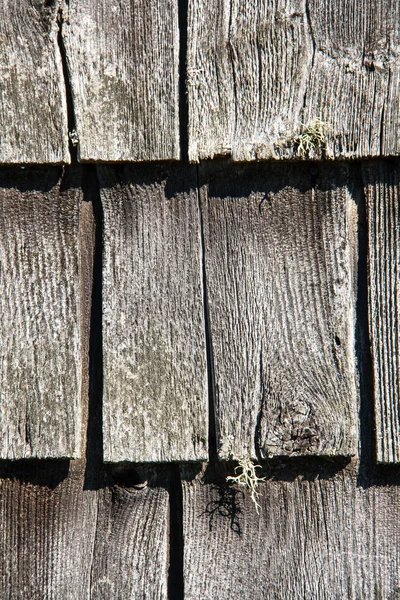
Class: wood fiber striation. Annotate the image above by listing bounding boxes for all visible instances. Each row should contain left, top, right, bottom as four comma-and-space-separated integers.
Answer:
62, 0, 180, 161
89, 476, 170, 599
0, 0, 69, 164
363, 159, 400, 463
0, 461, 97, 600
187, 0, 400, 161
0, 461, 170, 599
0, 167, 82, 459
182, 463, 400, 600
200, 161, 358, 459
99, 163, 208, 463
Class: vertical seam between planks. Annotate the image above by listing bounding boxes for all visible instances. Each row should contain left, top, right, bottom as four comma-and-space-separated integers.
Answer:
178, 0, 189, 160
168, 466, 184, 600
196, 164, 218, 459
359, 162, 381, 467
387, 170, 399, 458
83, 166, 104, 487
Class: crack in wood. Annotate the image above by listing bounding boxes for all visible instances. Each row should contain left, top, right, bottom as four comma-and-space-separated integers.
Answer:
57, 1, 77, 163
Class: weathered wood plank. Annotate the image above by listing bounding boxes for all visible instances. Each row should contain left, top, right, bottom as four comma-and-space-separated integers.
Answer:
99, 164, 208, 463
0, 167, 82, 459
0, 461, 170, 600
182, 463, 400, 600
363, 160, 400, 463
90, 468, 170, 600
62, 0, 180, 162
201, 162, 357, 459
0, 1, 69, 164
187, 0, 400, 162
0, 461, 97, 600
301, 0, 400, 160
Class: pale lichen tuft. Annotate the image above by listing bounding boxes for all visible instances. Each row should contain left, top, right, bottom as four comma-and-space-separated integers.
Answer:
293, 118, 331, 158
226, 455, 266, 514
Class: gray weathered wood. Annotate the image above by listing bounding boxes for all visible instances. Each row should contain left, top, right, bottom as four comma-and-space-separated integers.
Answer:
99, 164, 208, 463
0, 461, 97, 600
363, 160, 400, 463
0, 1, 69, 164
0, 461, 170, 600
201, 162, 358, 459
62, 0, 180, 162
187, 0, 400, 162
182, 463, 400, 600
78, 186, 96, 455
90, 474, 170, 599
0, 167, 82, 459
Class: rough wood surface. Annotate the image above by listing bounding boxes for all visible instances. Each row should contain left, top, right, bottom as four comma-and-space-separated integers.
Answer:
187, 0, 400, 162
0, 461, 170, 600
90, 475, 170, 599
182, 463, 400, 600
99, 164, 208, 463
0, 461, 97, 600
200, 162, 358, 459
0, 1, 69, 164
363, 160, 400, 463
0, 167, 82, 459
62, 0, 180, 162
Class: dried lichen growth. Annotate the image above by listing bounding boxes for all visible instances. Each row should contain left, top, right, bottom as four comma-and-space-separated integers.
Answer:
293, 118, 330, 158
226, 456, 266, 514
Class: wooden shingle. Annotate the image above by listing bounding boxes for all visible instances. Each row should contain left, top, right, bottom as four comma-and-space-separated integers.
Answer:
62, 0, 180, 162
100, 164, 208, 463
188, 0, 400, 162
0, 1, 69, 164
0, 167, 82, 459
200, 161, 358, 459
182, 465, 400, 599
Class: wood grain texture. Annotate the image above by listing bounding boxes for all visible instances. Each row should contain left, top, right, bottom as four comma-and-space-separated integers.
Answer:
0, 461, 170, 600
0, 461, 97, 600
99, 164, 208, 463
363, 160, 400, 463
0, 167, 82, 459
200, 162, 358, 459
89, 476, 170, 599
187, 0, 400, 162
182, 463, 400, 600
0, 1, 69, 164
62, 0, 180, 162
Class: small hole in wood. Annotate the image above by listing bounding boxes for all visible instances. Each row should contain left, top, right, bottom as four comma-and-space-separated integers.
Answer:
110, 464, 147, 489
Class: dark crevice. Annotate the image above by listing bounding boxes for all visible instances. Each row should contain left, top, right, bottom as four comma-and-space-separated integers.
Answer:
178, 0, 189, 161
168, 466, 184, 600
83, 165, 105, 491
304, 0, 316, 58
196, 164, 218, 461
57, 3, 78, 163
254, 346, 265, 460
302, 0, 316, 116
355, 162, 376, 486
